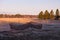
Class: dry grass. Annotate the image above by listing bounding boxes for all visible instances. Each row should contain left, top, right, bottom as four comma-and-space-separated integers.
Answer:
0, 18, 58, 24
0, 18, 33, 23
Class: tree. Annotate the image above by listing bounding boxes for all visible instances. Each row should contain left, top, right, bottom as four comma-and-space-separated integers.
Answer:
0, 14, 3, 18
38, 11, 44, 19
9, 15, 15, 18
15, 14, 21, 18
44, 10, 50, 19
50, 10, 55, 19
4, 14, 8, 18
55, 9, 60, 20
56, 9, 59, 16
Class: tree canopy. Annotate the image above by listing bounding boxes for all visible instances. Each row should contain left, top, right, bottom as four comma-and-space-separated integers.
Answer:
44, 10, 50, 19
50, 10, 55, 19
38, 11, 44, 19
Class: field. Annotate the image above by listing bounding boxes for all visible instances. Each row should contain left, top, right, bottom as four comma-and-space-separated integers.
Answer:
0, 18, 60, 40
0, 18, 58, 24
0, 18, 33, 23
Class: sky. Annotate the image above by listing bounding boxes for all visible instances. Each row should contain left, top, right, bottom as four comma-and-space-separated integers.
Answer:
0, 0, 60, 15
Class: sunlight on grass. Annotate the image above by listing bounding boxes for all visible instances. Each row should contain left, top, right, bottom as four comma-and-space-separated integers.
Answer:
0, 18, 32, 23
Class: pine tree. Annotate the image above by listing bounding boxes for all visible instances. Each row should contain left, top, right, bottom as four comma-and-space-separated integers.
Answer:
56, 9, 59, 16
50, 10, 54, 19
55, 9, 60, 20
44, 10, 50, 19
38, 11, 43, 19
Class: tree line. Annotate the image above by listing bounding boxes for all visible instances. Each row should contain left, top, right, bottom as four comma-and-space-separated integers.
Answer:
0, 9, 60, 20
0, 14, 21, 18
38, 9, 60, 20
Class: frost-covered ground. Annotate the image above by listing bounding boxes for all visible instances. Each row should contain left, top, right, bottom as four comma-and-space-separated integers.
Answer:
0, 18, 60, 40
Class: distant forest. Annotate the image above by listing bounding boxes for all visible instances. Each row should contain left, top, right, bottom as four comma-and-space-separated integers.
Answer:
0, 9, 60, 20
0, 14, 37, 18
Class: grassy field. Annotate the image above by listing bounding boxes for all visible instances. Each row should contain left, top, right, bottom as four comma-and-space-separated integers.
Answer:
0, 18, 33, 23
0, 18, 60, 24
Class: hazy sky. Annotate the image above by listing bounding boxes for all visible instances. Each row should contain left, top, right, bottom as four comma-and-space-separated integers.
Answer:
0, 0, 60, 15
